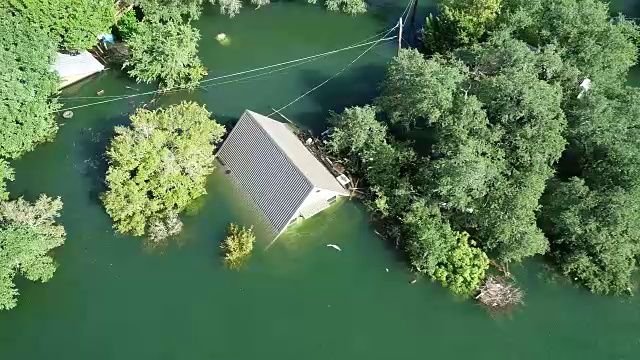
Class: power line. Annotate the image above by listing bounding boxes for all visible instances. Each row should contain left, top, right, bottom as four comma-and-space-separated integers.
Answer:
402, 0, 414, 24
269, 25, 399, 117
54, 36, 397, 112
59, 31, 396, 101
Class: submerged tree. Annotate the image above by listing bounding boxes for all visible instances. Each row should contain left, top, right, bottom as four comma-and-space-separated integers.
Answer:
221, 223, 255, 270
0, 161, 14, 202
101, 102, 225, 242
501, 0, 639, 90
403, 200, 489, 296
0, 195, 66, 310
308, 0, 367, 15
0, 11, 60, 160
4, 0, 116, 51
539, 88, 640, 294
422, 0, 501, 54
376, 35, 566, 263
136, 0, 204, 22
124, 20, 207, 89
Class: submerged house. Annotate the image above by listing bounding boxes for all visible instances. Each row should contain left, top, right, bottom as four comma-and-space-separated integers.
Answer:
217, 110, 350, 237
52, 51, 105, 89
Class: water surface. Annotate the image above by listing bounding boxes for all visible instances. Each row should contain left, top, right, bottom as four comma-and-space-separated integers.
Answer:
1, 2, 639, 359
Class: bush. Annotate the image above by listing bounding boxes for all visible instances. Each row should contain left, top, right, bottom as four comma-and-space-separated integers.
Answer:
0, 161, 14, 201
0, 10, 60, 160
116, 9, 139, 41
0, 195, 66, 310
124, 20, 207, 89
101, 102, 225, 241
5, 0, 116, 51
221, 224, 255, 270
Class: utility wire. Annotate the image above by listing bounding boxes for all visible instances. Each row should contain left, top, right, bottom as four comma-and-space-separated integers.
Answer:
59, 31, 395, 101
269, 25, 399, 117
54, 37, 397, 112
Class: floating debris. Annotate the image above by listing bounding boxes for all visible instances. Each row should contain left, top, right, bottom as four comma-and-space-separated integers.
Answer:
216, 33, 230, 45
410, 279, 417, 284
327, 244, 342, 251
62, 110, 74, 119
97, 89, 105, 95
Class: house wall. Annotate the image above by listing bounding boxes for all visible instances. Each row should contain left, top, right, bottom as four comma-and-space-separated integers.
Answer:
281, 187, 344, 234
299, 187, 342, 210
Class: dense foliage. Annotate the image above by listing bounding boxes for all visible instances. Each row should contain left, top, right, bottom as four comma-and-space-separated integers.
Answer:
124, 20, 207, 89
0, 195, 66, 310
327, 106, 489, 296
116, 9, 139, 40
137, 0, 366, 19
331, 0, 639, 295
221, 223, 255, 270
4, 0, 116, 51
101, 102, 225, 242
404, 201, 489, 295
423, 0, 501, 54
0, 11, 60, 160
308, 0, 366, 15
0, 161, 14, 201
136, 0, 204, 22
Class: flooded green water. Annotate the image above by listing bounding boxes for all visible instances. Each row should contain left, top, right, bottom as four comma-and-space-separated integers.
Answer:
1, 2, 640, 359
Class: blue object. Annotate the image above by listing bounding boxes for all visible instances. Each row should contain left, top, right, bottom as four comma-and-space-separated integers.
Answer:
99, 33, 115, 44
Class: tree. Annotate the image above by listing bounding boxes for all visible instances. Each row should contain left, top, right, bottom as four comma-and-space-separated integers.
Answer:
0, 10, 60, 160
539, 88, 640, 294
403, 200, 489, 296
221, 223, 255, 269
101, 102, 225, 242
377, 49, 466, 128
212, 0, 243, 17
424, 95, 504, 211
432, 231, 489, 296
124, 20, 207, 89
136, 0, 204, 22
540, 178, 640, 294
422, 0, 501, 54
308, 0, 367, 15
326, 105, 388, 172
0, 195, 66, 310
0, 161, 14, 201
116, 9, 139, 40
454, 35, 565, 262
501, 0, 639, 90
5, 0, 116, 51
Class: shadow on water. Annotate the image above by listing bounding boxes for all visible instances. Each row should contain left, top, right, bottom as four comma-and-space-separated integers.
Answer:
291, 64, 386, 132
75, 113, 130, 205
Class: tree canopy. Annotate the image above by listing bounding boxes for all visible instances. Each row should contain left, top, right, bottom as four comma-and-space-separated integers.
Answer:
4, 0, 116, 51
0, 161, 14, 202
422, 0, 501, 54
0, 10, 60, 160
501, 0, 638, 90
0, 195, 66, 310
101, 102, 225, 242
124, 20, 207, 89
136, 0, 204, 22
339, 0, 640, 294
375, 35, 567, 263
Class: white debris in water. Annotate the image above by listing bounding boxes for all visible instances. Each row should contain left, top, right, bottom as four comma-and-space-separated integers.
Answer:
327, 244, 341, 251
216, 33, 227, 41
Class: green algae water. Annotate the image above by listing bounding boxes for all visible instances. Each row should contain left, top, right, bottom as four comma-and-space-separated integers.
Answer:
1, 2, 640, 359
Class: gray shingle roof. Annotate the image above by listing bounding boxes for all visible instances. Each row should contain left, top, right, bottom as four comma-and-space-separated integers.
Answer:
217, 110, 347, 235
245, 111, 348, 195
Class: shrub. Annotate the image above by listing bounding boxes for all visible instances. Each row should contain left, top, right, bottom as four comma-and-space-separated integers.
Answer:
221, 224, 255, 270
